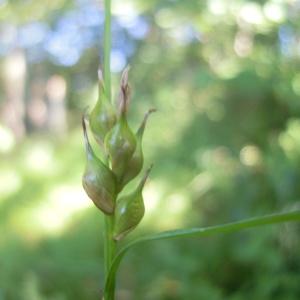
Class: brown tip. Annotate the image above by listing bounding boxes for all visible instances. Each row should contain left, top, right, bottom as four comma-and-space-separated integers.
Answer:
137, 108, 157, 136
121, 65, 130, 87
118, 66, 131, 115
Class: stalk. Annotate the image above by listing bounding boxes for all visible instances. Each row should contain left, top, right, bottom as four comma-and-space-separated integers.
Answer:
104, 0, 112, 102
103, 0, 116, 298
103, 216, 116, 299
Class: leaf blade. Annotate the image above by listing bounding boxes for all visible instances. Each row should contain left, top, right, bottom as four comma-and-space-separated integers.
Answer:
104, 210, 300, 298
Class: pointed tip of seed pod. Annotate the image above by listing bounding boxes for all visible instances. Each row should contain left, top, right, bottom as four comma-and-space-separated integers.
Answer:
137, 108, 157, 136
148, 108, 157, 114
121, 65, 130, 87
82, 114, 93, 156
146, 163, 154, 176
82, 114, 88, 144
144, 108, 157, 122
139, 164, 153, 190
119, 66, 131, 115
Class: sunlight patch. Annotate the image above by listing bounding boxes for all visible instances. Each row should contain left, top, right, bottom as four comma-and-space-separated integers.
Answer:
0, 169, 22, 200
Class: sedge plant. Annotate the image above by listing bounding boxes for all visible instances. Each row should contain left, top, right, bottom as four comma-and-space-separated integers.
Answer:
81, 0, 300, 299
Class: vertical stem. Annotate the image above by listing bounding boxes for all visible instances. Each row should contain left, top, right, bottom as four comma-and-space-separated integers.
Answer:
103, 0, 116, 298
104, 217, 115, 273
104, 216, 116, 299
104, 0, 112, 102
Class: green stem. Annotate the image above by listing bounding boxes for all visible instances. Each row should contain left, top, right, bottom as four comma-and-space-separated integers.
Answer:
104, 210, 300, 298
104, 216, 115, 272
104, 0, 112, 102
103, 215, 116, 299
103, 0, 115, 299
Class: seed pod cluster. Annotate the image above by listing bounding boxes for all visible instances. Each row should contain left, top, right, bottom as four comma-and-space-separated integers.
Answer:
104, 67, 137, 190
82, 66, 154, 240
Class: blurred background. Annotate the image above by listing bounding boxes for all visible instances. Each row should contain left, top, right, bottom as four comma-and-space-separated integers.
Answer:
0, 0, 300, 299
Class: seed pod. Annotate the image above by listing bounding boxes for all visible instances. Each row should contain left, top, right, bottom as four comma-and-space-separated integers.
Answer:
82, 116, 117, 214
114, 165, 153, 241
90, 68, 116, 145
104, 67, 136, 187
120, 109, 156, 188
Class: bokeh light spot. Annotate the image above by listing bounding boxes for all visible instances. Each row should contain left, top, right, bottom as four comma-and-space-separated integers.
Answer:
23, 142, 56, 175
0, 169, 22, 200
110, 49, 127, 72
263, 2, 285, 23
240, 145, 262, 167
239, 3, 264, 25
0, 125, 15, 153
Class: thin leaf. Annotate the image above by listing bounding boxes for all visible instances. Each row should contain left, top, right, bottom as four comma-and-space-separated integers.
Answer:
104, 210, 300, 299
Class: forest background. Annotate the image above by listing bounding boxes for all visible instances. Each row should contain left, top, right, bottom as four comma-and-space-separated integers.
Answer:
0, 0, 300, 299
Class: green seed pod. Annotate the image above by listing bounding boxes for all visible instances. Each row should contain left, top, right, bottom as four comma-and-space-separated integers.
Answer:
82, 116, 117, 214
120, 109, 156, 188
114, 165, 153, 241
104, 67, 136, 187
89, 68, 116, 145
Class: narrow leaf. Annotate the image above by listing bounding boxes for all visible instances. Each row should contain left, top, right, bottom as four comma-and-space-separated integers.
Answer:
104, 210, 300, 298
